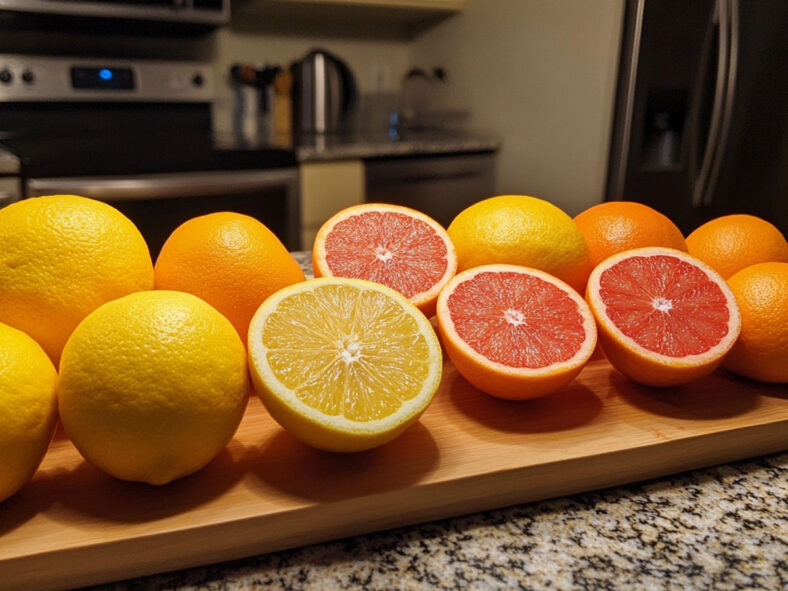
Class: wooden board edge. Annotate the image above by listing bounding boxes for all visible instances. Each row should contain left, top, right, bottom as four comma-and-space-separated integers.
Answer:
3, 419, 786, 591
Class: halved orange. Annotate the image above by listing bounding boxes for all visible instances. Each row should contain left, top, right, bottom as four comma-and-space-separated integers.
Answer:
436, 264, 597, 400
586, 247, 741, 387
313, 203, 457, 317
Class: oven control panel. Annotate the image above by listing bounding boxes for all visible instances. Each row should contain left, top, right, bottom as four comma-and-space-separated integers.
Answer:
0, 55, 214, 103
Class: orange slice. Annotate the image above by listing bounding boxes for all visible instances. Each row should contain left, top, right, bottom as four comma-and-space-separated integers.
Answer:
436, 264, 597, 400
313, 203, 457, 317
586, 247, 741, 387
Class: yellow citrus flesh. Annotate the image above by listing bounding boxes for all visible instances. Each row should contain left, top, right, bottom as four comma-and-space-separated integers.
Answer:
447, 195, 591, 293
58, 291, 250, 485
587, 247, 741, 387
248, 278, 442, 452
0, 195, 154, 364
0, 323, 58, 502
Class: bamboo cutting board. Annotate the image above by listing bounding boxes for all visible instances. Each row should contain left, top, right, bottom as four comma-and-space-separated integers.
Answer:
1, 359, 786, 591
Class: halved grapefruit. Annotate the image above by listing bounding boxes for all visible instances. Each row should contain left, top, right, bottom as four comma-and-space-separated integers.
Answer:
436, 264, 597, 400
313, 203, 457, 317
586, 247, 741, 387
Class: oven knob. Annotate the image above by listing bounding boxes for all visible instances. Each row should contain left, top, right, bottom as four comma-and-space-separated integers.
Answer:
191, 73, 204, 88
0, 69, 12, 84
21, 70, 35, 85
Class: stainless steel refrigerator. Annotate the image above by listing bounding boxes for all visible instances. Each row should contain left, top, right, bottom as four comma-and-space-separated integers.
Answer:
606, 0, 787, 234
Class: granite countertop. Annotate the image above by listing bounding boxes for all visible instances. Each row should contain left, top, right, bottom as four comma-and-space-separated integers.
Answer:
294, 129, 500, 163
79, 253, 786, 591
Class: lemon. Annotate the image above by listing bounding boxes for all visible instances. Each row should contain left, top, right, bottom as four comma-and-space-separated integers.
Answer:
447, 195, 591, 292
57, 291, 249, 485
0, 195, 154, 364
0, 323, 58, 502
248, 278, 442, 452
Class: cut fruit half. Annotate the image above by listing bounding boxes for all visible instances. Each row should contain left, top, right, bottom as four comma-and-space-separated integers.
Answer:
313, 203, 457, 317
586, 247, 741, 387
436, 264, 597, 400
248, 277, 443, 452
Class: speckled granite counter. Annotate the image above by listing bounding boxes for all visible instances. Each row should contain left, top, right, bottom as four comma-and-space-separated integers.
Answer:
295, 129, 500, 163
79, 253, 787, 591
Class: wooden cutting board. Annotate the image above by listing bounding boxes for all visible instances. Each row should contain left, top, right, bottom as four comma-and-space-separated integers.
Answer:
1, 359, 786, 591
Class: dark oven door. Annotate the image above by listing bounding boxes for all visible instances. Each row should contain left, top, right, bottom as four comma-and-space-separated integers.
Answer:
26, 168, 300, 259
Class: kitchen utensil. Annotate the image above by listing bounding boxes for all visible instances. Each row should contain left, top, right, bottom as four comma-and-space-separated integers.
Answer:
291, 49, 357, 134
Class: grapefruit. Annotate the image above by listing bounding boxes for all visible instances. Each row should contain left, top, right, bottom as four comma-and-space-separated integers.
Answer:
312, 203, 457, 318
586, 247, 741, 387
436, 264, 597, 400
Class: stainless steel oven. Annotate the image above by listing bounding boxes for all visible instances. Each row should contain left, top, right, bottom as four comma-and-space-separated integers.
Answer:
0, 0, 229, 26
0, 54, 301, 258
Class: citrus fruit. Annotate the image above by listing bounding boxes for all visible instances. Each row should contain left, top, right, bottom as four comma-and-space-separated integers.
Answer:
724, 262, 788, 383
58, 291, 250, 485
436, 264, 597, 400
154, 212, 305, 340
0, 194, 154, 363
574, 201, 687, 269
0, 323, 58, 502
248, 277, 442, 452
686, 214, 788, 279
447, 195, 591, 293
586, 247, 741, 387
312, 203, 457, 318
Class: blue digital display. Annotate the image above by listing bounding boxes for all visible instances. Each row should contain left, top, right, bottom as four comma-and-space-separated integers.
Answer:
71, 66, 135, 90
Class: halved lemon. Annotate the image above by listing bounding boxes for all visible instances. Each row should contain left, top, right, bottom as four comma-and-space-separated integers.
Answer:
248, 277, 443, 452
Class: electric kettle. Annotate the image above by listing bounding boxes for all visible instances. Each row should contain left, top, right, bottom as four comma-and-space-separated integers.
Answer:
292, 49, 357, 134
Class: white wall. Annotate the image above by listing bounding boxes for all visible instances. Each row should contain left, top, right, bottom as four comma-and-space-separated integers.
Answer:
410, 0, 625, 214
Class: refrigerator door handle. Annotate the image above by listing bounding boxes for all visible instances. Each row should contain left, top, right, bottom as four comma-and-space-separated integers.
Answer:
692, 0, 729, 209
704, 0, 739, 207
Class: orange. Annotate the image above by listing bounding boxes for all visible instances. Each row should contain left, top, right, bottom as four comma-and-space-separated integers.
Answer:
586, 247, 741, 387
0, 195, 154, 364
724, 262, 788, 383
313, 203, 457, 318
58, 291, 249, 485
154, 212, 305, 340
436, 264, 597, 400
247, 277, 442, 452
447, 195, 591, 293
686, 214, 788, 279
574, 201, 687, 269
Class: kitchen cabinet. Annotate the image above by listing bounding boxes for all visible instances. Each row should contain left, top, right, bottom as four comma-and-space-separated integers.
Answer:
299, 159, 365, 248
233, 0, 464, 34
